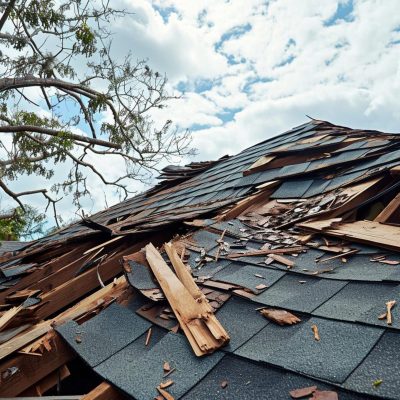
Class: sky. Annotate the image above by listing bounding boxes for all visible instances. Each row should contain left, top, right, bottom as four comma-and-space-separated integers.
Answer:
3, 0, 400, 225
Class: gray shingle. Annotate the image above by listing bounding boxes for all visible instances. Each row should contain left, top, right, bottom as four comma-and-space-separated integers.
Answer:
215, 296, 268, 351
95, 332, 223, 399
125, 260, 157, 290
344, 331, 400, 399
56, 303, 151, 367
213, 263, 285, 293
314, 282, 399, 322
237, 316, 384, 384
254, 274, 347, 313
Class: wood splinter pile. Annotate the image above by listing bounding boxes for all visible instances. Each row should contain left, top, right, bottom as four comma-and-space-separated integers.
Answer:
145, 242, 230, 356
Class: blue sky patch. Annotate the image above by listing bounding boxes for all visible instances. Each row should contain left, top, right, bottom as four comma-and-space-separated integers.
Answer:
324, 0, 354, 26
215, 23, 252, 51
216, 107, 242, 123
154, 5, 178, 23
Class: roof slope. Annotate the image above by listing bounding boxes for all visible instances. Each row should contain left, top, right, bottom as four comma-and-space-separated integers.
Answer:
2, 119, 400, 399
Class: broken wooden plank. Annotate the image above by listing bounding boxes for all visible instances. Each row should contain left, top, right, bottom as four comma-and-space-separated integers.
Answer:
317, 249, 358, 263
216, 180, 279, 221
298, 219, 400, 252
0, 276, 127, 361
83, 236, 124, 255
145, 243, 229, 356
267, 253, 295, 268
81, 381, 126, 400
375, 191, 400, 223
0, 304, 24, 332
0, 332, 74, 397
227, 246, 304, 259
243, 155, 276, 176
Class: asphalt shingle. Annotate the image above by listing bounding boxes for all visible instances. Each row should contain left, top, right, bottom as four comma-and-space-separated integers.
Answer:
254, 274, 347, 312
344, 331, 400, 399
215, 296, 268, 351
95, 332, 224, 399
56, 303, 151, 367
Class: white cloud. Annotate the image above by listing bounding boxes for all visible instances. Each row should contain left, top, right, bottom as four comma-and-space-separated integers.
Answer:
5, 0, 400, 222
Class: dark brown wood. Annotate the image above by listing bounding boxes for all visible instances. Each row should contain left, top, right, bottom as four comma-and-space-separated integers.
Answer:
0, 333, 74, 397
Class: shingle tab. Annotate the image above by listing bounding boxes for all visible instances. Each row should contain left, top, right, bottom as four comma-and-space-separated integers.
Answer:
56, 303, 151, 367
125, 260, 157, 290
215, 296, 268, 351
213, 263, 285, 293
237, 316, 384, 384
314, 282, 399, 322
344, 331, 400, 399
271, 179, 314, 199
254, 274, 347, 312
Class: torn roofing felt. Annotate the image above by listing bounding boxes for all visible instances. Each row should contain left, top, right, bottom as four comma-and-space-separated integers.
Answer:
3, 119, 400, 399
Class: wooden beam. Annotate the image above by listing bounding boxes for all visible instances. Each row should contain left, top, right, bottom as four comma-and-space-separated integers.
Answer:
32, 244, 136, 321
0, 276, 127, 361
217, 180, 279, 221
0, 333, 74, 397
82, 382, 126, 400
375, 192, 400, 223
20, 364, 70, 396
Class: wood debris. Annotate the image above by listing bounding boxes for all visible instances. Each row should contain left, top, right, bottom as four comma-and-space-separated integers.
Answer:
386, 300, 396, 325
311, 390, 339, 400
163, 361, 171, 372
255, 284, 267, 290
145, 327, 153, 346
289, 385, 317, 398
157, 385, 175, 400
259, 308, 301, 325
2, 120, 400, 398
227, 246, 304, 259
311, 324, 320, 341
267, 253, 295, 268
0, 304, 23, 332
159, 379, 174, 389
146, 242, 229, 356
220, 380, 228, 388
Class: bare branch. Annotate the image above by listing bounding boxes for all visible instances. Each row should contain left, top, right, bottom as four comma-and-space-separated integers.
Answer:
0, 0, 16, 31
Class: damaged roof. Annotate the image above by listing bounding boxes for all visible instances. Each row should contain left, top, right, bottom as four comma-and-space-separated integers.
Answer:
2, 119, 400, 399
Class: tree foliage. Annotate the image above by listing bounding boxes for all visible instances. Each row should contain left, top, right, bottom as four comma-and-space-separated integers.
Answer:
0, 205, 45, 240
0, 0, 192, 226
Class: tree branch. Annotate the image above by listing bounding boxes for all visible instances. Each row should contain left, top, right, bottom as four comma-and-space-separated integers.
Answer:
0, 125, 122, 149
0, 0, 16, 31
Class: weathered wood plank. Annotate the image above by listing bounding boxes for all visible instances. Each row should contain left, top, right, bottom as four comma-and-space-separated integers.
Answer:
81, 382, 126, 400
0, 333, 74, 397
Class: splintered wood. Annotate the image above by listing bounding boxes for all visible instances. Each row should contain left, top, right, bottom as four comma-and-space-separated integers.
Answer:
259, 308, 301, 326
145, 242, 229, 356
379, 300, 397, 325
311, 324, 320, 341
